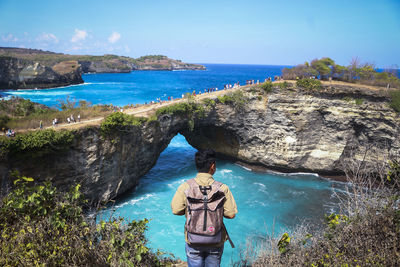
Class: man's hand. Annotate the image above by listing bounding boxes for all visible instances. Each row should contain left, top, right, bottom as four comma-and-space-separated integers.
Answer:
224, 214, 235, 219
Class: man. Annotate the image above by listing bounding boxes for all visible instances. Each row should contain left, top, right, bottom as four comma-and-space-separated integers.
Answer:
171, 149, 238, 267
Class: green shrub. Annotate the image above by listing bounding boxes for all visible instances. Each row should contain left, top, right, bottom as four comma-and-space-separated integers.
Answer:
201, 98, 216, 109
0, 177, 172, 266
259, 82, 273, 93
156, 102, 205, 131
100, 112, 146, 137
386, 160, 400, 187
355, 98, 364, 105
0, 115, 10, 129
0, 129, 74, 159
156, 102, 205, 117
217, 90, 247, 110
275, 81, 290, 90
389, 90, 400, 112
296, 78, 322, 90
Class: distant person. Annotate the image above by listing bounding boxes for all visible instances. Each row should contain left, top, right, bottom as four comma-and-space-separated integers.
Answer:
71, 115, 75, 123
39, 120, 43, 129
67, 117, 71, 124
171, 149, 238, 267
77, 114, 81, 122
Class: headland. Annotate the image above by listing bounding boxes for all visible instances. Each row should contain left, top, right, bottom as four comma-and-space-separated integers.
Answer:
0, 47, 206, 89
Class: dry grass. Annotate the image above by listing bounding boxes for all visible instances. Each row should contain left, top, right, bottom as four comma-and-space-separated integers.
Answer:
7, 105, 113, 130
236, 156, 400, 266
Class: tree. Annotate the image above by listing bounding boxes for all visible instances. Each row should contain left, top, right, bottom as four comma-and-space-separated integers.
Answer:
56, 95, 76, 110
310, 57, 335, 80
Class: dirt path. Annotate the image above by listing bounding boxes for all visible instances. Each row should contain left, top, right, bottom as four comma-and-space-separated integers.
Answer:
9, 80, 387, 133
41, 86, 243, 132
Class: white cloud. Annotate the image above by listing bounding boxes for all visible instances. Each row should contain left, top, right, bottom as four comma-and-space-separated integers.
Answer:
71, 29, 87, 43
2, 33, 18, 42
108, 32, 121, 44
36, 32, 59, 44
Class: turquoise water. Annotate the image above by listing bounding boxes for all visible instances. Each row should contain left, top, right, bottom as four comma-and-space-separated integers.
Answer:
1, 64, 287, 107
2, 64, 344, 265
98, 134, 342, 265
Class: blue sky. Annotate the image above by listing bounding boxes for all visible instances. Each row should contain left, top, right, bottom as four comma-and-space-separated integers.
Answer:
0, 0, 399, 67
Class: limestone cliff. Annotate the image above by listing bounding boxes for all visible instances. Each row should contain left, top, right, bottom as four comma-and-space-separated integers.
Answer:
1, 83, 399, 202
0, 56, 83, 89
184, 84, 400, 175
0, 117, 186, 203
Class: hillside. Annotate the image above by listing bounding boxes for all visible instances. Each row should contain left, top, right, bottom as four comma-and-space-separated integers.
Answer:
0, 47, 205, 89
0, 47, 205, 73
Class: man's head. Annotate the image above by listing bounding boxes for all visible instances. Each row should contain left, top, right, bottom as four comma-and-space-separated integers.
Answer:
195, 149, 216, 174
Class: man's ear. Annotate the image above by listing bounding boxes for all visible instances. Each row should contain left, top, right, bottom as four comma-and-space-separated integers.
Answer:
208, 162, 216, 174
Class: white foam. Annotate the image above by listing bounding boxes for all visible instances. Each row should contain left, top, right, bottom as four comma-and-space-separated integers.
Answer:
115, 193, 155, 208
286, 172, 320, 177
220, 169, 232, 174
235, 163, 252, 171
254, 182, 266, 188
167, 178, 186, 188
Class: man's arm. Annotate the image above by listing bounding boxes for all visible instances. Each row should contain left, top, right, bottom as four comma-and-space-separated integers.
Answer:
222, 185, 238, 219
171, 183, 187, 216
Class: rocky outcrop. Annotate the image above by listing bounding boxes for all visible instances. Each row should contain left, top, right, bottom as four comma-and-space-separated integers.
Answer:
1, 84, 399, 202
0, 116, 186, 203
184, 85, 400, 175
0, 57, 83, 89
133, 56, 206, 71
78, 60, 133, 73
0, 47, 206, 88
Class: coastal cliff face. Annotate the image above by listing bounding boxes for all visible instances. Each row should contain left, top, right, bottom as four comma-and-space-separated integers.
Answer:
184, 85, 400, 174
0, 57, 83, 89
78, 59, 133, 73
132, 56, 206, 71
0, 47, 206, 88
0, 116, 186, 203
1, 84, 399, 202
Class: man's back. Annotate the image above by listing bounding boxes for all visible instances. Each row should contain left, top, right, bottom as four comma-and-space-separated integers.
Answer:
171, 149, 237, 267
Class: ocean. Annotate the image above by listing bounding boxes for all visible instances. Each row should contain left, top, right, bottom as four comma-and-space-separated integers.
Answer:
2, 64, 345, 266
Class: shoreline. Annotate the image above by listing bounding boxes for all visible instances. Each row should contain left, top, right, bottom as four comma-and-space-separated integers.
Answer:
234, 161, 348, 183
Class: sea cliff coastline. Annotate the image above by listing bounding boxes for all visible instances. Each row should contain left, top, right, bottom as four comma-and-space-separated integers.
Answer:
1, 80, 399, 203
0, 47, 206, 89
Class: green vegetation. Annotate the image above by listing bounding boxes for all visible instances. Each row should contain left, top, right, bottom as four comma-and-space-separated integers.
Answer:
100, 112, 147, 138
135, 55, 168, 62
355, 98, 364, 105
341, 96, 365, 106
249, 81, 290, 96
201, 98, 216, 109
283, 57, 400, 88
259, 81, 273, 93
217, 90, 247, 110
0, 176, 173, 266
0, 129, 74, 159
0, 97, 113, 130
156, 101, 206, 131
275, 81, 290, 90
0, 97, 50, 117
240, 161, 400, 267
389, 90, 400, 112
296, 78, 322, 90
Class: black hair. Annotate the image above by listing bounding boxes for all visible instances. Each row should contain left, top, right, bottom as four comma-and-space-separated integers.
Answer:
195, 149, 216, 173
